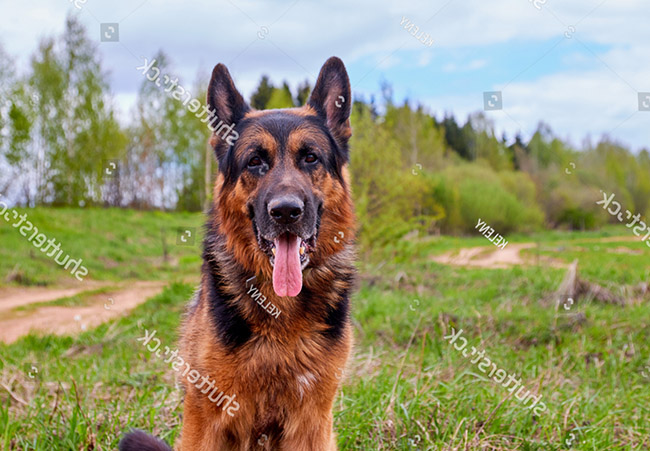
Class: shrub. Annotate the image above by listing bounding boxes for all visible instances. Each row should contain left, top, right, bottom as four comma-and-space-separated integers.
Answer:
431, 164, 543, 234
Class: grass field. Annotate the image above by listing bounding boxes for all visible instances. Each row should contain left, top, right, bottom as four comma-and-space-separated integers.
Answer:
1, 209, 649, 450
0, 208, 204, 286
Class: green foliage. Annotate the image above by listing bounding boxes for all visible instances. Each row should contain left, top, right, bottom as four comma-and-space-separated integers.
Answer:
251, 78, 300, 109
0, 282, 193, 450
123, 51, 211, 211
250, 75, 273, 109
6, 85, 34, 167
431, 164, 544, 234
265, 82, 295, 109
442, 113, 471, 160
382, 102, 447, 171
0, 208, 203, 286
24, 15, 125, 206
350, 104, 441, 248
467, 113, 514, 170
2, 16, 649, 249
557, 207, 597, 230
2, 221, 650, 449
294, 80, 311, 106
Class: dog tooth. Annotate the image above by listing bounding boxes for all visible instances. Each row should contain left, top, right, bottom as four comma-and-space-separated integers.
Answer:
299, 246, 305, 255
272, 248, 276, 255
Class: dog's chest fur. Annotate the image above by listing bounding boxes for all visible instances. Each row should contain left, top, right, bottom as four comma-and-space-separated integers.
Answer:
180, 284, 352, 446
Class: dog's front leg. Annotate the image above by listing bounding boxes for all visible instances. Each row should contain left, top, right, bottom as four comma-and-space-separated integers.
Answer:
280, 412, 337, 451
177, 397, 243, 451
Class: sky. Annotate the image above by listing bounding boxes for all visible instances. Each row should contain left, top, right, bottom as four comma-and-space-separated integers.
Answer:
0, 0, 648, 151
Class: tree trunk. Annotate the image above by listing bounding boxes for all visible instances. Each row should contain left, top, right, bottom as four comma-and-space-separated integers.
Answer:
554, 259, 625, 306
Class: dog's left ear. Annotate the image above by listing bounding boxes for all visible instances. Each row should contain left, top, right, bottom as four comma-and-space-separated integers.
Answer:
308, 57, 352, 147
207, 63, 250, 160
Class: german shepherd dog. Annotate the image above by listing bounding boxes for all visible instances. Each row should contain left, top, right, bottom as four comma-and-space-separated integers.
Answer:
119, 57, 356, 450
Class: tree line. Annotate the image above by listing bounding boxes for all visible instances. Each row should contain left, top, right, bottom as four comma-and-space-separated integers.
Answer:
1, 15, 648, 245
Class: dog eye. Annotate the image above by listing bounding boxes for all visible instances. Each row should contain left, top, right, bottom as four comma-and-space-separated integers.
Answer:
304, 153, 318, 164
248, 156, 263, 167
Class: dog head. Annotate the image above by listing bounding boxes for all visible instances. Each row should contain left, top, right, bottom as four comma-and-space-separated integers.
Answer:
208, 57, 355, 298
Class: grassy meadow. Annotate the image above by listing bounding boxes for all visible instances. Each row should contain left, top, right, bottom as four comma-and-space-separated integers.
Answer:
0, 208, 204, 286
0, 209, 649, 450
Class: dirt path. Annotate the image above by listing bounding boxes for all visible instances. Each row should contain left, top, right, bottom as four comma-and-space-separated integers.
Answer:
0, 281, 166, 343
431, 235, 644, 269
0, 280, 111, 311
431, 243, 546, 269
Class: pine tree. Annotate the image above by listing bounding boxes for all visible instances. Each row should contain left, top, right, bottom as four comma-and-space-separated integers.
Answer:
250, 75, 274, 109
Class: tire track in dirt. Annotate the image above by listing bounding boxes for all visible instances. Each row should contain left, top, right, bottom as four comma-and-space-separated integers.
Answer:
0, 281, 166, 343
0, 280, 111, 311
431, 236, 644, 269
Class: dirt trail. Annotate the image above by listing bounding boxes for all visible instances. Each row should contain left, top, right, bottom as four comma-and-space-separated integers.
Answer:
0, 281, 166, 343
431, 235, 644, 269
0, 280, 111, 311
431, 243, 545, 269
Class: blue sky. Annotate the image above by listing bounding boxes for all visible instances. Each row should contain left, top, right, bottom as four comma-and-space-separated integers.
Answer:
354, 38, 611, 97
1, 0, 648, 150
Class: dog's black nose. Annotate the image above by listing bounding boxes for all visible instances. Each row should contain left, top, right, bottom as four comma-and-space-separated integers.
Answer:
268, 196, 304, 224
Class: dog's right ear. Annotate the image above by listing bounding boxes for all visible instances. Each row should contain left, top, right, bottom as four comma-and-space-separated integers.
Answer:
307, 57, 352, 148
207, 64, 250, 160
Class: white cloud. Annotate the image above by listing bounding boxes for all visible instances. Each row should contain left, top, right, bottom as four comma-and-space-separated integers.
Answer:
500, 45, 650, 150
417, 50, 433, 67
425, 43, 650, 151
443, 59, 487, 73
0, 0, 648, 149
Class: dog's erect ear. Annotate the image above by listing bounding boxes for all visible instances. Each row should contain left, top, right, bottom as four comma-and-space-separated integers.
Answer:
207, 63, 250, 159
307, 57, 352, 146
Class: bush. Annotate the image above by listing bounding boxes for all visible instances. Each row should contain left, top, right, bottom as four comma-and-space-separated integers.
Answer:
431, 164, 544, 234
543, 180, 605, 229
558, 207, 597, 230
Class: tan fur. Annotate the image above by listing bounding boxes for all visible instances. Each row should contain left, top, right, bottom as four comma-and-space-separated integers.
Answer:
176, 105, 356, 451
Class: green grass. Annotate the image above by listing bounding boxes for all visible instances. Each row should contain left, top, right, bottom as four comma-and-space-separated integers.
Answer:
11, 287, 117, 313
0, 283, 189, 450
1, 209, 649, 450
0, 207, 204, 287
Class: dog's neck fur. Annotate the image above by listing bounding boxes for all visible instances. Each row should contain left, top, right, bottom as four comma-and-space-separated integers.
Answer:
200, 206, 356, 350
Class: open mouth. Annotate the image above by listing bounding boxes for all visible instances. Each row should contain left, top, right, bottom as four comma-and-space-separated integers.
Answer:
268, 234, 313, 269
255, 228, 316, 297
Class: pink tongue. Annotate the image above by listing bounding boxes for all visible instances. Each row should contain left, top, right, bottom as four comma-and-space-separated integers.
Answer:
272, 234, 303, 297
